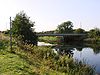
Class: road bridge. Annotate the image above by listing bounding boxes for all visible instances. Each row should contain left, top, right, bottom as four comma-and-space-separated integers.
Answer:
36, 33, 86, 36
36, 33, 87, 42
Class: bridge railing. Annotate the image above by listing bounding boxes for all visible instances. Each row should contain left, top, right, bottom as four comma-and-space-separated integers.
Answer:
36, 33, 86, 36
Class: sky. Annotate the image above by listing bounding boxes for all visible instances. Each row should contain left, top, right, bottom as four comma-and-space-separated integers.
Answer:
0, 0, 100, 32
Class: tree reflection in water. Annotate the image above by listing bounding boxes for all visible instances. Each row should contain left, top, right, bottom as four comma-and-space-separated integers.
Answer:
53, 42, 100, 57
87, 43, 100, 54
53, 46, 75, 58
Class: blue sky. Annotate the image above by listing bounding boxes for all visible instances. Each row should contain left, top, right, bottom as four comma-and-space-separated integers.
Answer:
0, 0, 100, 31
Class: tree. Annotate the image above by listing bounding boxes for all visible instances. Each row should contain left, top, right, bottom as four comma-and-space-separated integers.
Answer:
74, 28, 85, 34
88, 28, 100, 42
12, 11, 37, 45
56, 21, 73, 33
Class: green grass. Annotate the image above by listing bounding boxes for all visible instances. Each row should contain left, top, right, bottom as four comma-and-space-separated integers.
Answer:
0, 49, 37, 75
0, 43, 63, 75
39, 36, 59, 44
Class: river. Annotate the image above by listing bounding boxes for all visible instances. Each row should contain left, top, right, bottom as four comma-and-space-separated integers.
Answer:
38, 42, 100, 74
73, 47, 100, 73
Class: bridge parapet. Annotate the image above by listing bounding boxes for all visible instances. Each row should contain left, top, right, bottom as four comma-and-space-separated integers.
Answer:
36, 33, 86, 36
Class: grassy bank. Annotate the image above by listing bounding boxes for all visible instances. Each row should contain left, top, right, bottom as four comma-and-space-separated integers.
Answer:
84, 38, 100, 44
0, 33, 95, 75
38, 36, 59, 44
0, 44, 95, 75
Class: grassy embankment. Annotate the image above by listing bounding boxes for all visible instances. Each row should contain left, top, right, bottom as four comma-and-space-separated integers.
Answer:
38, 36, 60, 44
0, 33, 95, 75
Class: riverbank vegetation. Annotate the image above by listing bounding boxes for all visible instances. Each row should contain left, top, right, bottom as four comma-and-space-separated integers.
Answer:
38, 36, 59, 44
0, 37, 95, 75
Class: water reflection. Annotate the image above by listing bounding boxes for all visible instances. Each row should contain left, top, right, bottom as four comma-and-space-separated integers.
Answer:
53, 43, 86, 56
53, 43, 100, 54
54, 45, 74, 58
88, 44, 100, 54
53, 43, 100, 74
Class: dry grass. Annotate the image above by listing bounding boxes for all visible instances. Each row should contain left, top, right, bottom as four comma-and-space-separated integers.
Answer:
0, 32, 9, 41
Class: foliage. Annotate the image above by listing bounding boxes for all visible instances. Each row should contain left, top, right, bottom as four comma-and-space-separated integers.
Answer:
88, 28, 100, 42
12, 11, 37, 45
0, 33, 9, 49
88, 28, 100, 38
39, 36, 59, 44
56, 21, 73, 33
0, 48, 37, 75
74, 28, 85, 34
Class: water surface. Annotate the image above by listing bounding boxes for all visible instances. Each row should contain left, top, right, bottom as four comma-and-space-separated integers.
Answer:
73, 47, 100, 73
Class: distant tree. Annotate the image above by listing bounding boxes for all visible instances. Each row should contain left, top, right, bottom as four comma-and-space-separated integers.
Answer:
56, 21, 73, 33
74, 28, 85, 34
88, 28, 100, 38
88, 28, 100, 42
12, 11, 37, 45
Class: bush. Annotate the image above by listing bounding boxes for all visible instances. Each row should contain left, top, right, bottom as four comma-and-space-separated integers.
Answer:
12, 11, 37, 45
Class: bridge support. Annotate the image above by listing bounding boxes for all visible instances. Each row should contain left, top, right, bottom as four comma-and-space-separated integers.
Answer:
62, 36, 85, 43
